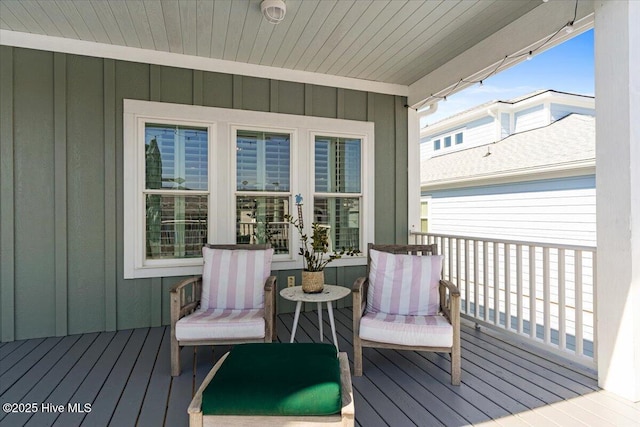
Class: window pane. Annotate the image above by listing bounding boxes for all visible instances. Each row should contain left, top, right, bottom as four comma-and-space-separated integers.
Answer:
236, 196, 290, 254
421, 201, 429, 216
315, 136, 361, 193
455, 132, 463, 144
236, 130, 290, 192
444, 136, 452, 147
434, 139, 441, 150
146, 194, 208, 259
314, 197, 360, 251
145, 124, 208, 190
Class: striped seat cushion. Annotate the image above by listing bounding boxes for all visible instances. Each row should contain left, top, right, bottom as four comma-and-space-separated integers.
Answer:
359, 312, 453, 348
201, 247, 274, 310
175, 309, 265, 341
367, 249, 443, 316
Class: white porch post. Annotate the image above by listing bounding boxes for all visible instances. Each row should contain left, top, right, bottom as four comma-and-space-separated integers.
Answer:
407, 107, 421, 238
595, 0, 640, 402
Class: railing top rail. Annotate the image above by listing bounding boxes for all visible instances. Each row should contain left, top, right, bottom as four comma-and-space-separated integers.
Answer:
410, 231, 597, 253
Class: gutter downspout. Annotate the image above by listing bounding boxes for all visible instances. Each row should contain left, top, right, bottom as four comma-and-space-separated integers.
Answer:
418, 101, 439, 120
487, 107, 502, 141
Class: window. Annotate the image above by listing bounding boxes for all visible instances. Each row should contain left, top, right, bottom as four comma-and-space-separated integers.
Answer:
455, 132, 463, 145
123, 100, 374, 278
145, 123, 209, 261
444, 136, 452, 147
236, 130, 291, 254
420, 198, 430, 232
433, 139, 441, 150
314, 136, 362, 251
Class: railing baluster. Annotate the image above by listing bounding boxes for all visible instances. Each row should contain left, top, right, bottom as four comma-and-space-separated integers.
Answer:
592, 250, 597, 363
448, 237, 454, 282
456, 238, 462, 310
558, 249, 567, 352
575, 250, 584, 357
505, 243, 511, 331
464, 239, 470, 315
494, 242, 500, 326
483, 241, 490, 323
543, 247, 551, 345
408, 231, 596, 368
517, 244, 523, 334
474, 240, 479, 319
529, 245, 536, 339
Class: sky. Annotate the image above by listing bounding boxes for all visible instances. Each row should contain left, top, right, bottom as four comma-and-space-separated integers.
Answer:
421, 28, 594, 126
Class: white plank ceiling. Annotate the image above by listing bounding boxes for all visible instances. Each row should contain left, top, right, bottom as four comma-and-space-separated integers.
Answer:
0, 0, 542, 86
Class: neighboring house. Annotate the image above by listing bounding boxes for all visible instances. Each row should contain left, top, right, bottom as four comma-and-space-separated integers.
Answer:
420, 91, 595, 246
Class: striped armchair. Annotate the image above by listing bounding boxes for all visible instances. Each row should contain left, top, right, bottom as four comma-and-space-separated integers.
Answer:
352, 243, 461, 385
170, 244, 277, 377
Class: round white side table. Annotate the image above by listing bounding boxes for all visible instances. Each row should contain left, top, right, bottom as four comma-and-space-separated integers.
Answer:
279, 285, 351, 351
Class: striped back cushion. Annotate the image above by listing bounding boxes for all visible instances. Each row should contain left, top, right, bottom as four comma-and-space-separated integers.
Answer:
201, 247, 274, 310
367, 249, 443, 316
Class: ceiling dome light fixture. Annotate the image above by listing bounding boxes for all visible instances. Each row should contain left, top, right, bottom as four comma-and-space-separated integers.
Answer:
261, 0, 286, 24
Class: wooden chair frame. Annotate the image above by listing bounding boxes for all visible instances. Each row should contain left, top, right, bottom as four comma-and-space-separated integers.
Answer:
170, 244, 277, 377
352, 243, 461, 385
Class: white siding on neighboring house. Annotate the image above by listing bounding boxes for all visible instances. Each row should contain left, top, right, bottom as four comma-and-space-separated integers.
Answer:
500, 112, 511, 139
422, 116, 496, 159
463, 116, 496, 148
420, 141, 429, 163
422, 114, 595, 185
427, 176, 596, 246
421, 91, 595, 161
514, 104, 546, 133
550, 103, 595, 121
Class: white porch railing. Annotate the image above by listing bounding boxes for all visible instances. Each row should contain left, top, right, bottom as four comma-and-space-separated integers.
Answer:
411, 232, 597, 368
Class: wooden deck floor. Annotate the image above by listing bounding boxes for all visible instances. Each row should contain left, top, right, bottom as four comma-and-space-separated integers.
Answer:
1, 308, 638, 427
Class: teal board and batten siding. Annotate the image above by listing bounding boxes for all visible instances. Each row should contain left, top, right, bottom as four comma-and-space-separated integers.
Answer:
0, 46, 408, 342
426, 176, 597, 246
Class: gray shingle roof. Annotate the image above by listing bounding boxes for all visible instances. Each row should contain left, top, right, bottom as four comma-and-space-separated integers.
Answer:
421, 114, 595, 186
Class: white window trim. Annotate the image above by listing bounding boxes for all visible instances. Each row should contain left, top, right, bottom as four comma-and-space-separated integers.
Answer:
123, 99, 374, 278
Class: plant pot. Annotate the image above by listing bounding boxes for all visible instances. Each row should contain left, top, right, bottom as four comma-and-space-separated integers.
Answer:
301, 270, 324, 293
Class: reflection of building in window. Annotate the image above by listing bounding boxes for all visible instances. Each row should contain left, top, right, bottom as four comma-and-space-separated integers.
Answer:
124, 100, 374, 278
236, 196, 290, 254
235, 130, 291, 253
314, 136, 362, 251
144, 124, 208, 260
236, 131, 290, 192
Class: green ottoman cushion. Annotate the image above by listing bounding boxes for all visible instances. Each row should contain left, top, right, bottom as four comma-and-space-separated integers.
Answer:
201, 343, 342, 416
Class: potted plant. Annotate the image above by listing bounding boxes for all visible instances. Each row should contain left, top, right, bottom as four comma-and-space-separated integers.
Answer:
285, 195, 360, 293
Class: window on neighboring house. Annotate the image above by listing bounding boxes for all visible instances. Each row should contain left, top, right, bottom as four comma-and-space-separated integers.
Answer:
236, 130, 291, 254
314, 136, 362, 251
123, 100, 374, 278
444, 136, 452, 147
433, 139, 441, 150
420, 199, 430, 232
455, 132, 463, 144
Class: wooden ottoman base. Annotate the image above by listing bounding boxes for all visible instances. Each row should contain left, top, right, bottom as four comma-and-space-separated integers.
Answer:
188, 351, 354, 427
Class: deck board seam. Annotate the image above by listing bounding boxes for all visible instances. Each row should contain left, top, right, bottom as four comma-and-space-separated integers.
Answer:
460, 326, 598, 388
